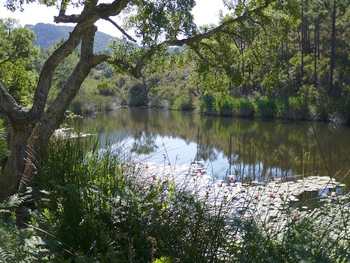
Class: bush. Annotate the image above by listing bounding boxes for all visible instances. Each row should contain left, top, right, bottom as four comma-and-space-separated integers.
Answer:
214, 94, 239, 117
129, 83, 148, 107
171, 93, 194, 111
288, 96, 308, 120
255, 96, 275, 118
97, 82, 117, 96
238, 98, 255, 118
199, 93, 216, 114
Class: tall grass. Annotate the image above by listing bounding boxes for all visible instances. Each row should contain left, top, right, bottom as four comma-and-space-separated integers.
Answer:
0, 133, 349, 262
199, 94, 312, 121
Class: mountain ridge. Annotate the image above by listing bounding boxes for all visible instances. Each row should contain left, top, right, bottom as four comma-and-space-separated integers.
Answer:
26, 23, 116, 52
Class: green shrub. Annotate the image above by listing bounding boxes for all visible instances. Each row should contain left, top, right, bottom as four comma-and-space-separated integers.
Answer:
214, 94, 238, 117
199, 93, 216, 114
97, 82, 117, 96
255, 96, 275, 118
172, 93, 194, 111
129, 83, 148, 107
288, 96, 308, 120
275, 99, 287, 119
239, 98, 255, 118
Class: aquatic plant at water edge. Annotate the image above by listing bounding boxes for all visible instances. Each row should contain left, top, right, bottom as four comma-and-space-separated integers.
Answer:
1, 133, 349, 262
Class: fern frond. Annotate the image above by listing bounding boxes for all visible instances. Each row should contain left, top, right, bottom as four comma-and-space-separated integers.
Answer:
0, 246, 12, 263
0, 194, 26, 211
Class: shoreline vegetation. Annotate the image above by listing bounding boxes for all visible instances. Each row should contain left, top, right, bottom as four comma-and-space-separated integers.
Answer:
1, 134, 349, 262
68, 93, 347, 126
67, 69, 349, 126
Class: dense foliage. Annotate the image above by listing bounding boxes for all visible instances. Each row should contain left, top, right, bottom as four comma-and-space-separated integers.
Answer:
0, 18, 39, 106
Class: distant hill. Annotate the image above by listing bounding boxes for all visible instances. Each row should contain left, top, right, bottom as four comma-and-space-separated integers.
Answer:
26, 23, 116, 52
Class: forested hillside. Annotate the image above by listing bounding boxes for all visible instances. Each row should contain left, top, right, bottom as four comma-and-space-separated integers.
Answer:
26, 23, 114, 52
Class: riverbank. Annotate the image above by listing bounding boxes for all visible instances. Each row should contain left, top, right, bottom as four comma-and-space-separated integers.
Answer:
68, 92, 350, 126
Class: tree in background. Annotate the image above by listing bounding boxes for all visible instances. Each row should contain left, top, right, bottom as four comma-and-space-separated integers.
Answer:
0, 18, 39, 106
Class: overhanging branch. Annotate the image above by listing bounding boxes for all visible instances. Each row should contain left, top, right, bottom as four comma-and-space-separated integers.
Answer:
126, 0, 276, 78
103, 17, 136, 42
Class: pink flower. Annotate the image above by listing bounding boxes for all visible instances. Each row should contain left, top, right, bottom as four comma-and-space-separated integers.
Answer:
254, 194, 259, 200
227, 186, 233, 192
168, 162, 171, 166
293, 215, 299, 221
229, 176, 235, 182
269, 192, 274, 198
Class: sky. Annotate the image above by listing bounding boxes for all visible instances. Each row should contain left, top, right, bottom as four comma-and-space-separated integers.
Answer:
0, 0, 226, 37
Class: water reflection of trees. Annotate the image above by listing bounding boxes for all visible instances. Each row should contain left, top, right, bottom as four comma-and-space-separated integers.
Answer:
131, 131, 158, 155
79, 109, 350, 186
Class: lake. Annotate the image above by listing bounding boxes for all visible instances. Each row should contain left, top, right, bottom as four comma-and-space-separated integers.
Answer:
76, 108, 350, 189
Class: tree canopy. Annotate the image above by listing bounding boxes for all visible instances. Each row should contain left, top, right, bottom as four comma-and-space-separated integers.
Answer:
0, 18, 39, 106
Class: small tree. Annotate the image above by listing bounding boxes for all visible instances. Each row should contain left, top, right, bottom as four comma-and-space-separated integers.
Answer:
0, 0, 294, 200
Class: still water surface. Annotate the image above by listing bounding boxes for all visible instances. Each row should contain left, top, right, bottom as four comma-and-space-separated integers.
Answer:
77, 108, 350, 188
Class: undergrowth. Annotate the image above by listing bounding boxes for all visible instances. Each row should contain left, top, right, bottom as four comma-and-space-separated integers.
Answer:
0, 134, 349, 262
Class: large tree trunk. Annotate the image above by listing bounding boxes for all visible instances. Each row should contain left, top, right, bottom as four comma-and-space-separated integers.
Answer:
0, 23, 101, 201
0, 121, 31, 200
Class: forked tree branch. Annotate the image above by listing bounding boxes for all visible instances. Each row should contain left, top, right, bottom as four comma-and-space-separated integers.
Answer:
121, 0, 276, 78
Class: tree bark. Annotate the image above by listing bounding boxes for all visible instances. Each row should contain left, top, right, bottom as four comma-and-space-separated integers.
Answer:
0, 121, 31, 200
301, 0, 304, 85
314, 19, 318, 88
20, 25, 100, 190
330, 0, 336, 95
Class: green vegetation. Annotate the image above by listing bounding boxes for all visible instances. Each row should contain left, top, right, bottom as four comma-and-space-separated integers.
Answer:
0, 18, 39, 106
0, 135, 349, 262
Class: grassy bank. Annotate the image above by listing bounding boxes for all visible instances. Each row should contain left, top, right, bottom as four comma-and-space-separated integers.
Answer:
0, 133, 349, 262
198, 93, 343, 123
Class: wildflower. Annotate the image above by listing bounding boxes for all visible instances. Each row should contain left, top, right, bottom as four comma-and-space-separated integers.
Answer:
229, 176, 235, 182
227, 186, 233, 192
252, 180, 259, 186
269, 192, 274, 198
293, 214, 299, 221
254, 194, 259, 200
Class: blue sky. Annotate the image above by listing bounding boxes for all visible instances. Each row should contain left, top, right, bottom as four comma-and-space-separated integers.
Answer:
0, 0, 225, 37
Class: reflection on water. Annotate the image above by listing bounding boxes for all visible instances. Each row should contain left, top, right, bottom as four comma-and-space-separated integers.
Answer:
76, 108, 350, 188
